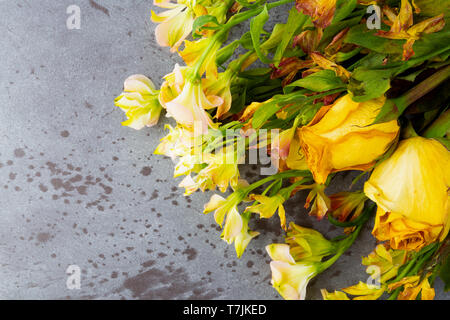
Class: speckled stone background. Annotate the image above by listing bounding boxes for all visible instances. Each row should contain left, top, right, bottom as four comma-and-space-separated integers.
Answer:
0, 0, 448, 300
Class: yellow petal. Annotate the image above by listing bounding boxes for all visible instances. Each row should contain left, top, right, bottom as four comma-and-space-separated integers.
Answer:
299, 94, 399, 184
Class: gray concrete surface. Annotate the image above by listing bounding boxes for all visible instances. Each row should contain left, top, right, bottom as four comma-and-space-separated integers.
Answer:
0, 0, 447, 300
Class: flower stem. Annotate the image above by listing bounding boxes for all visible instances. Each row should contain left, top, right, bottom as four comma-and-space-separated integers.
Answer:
190, 0, 294, 80
243, 169, 311, 194
423, 109, 450, 138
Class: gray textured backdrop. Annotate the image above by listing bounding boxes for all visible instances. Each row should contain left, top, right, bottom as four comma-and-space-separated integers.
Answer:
0, 0, 447, 300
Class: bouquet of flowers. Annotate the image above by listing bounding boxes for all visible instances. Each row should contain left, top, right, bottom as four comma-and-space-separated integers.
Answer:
114, 0, 450, 300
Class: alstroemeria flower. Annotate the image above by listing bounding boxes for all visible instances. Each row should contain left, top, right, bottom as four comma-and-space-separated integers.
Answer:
114, 74, 162, 129
295, 183, 331, 219
245, 194, 287, 229
329, 191, 367, 222
270, 57, 315, 86
376, 0, 445, 60
299, 94, 400, 184
309, 52, 351, 82
221, 209, 259, 257
159, 63, 189, 103
233, 214, 260, 258
321, 289, 350, 300
364, 137, 450, 251
203, 191, 243, 227
295, 0, 337, 29
174, 153, 203, 178
271, 127, 296, 163
342, 281, 386, 300
285, 222, 337, 262
151, 0, 196, 52
293, 28, 324, 54
362, 244, 407, 283
202, 70, 233, 119
388, 275, 435, 300
154, 124, 196, 160
165, 80, 221, 134
266, 243, 320, 300
197, 150, 241, 193
204, 193, 259, 257
179, 37, 221, 79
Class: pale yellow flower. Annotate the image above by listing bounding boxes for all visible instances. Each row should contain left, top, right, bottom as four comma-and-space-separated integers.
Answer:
163, 79, 221, 135
114, 74, 162, 129
151, 1, 195, 52
245, 194, 287, 229
266, 243, 319, 300
154, 124, 196, 160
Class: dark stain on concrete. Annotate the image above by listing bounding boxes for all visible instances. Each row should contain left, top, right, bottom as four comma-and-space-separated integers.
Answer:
118, 267, 219, 300
36, 232, 51, 243
140, 166, 152, 176
182, 247, 197, 261
89, 0, 110, 17
14, 148, 25, 158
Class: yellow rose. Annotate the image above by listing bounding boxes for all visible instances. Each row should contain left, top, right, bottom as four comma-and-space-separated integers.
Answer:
299, 94, 400, 184
364, 137, 450, 251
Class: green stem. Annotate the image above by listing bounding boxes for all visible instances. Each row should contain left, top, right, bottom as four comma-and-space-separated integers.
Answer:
402, 120, 418, 139
189, 0, 294, 80
327, 202, 374, 228
376, 65, 450, 123
244, 169, 311, 194
393, 65, 450, 116
319, 223, 364, 273
423, 109, 450, 138
387, 243, 440, 300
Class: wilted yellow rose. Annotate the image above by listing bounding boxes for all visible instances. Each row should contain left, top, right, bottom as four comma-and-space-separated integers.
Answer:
299, 94, 400, 184
364, 137, 450, 251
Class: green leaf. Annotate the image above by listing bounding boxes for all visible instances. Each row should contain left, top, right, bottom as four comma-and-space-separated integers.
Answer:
216, 40, 240, 66
230, 89, 247, 115
344, 24, 403, 55
252, 89, 343, 129
236, 0, 264, 8
273, 8, 308, 65
250, 4, 272, 64
192, 15, 221, 38
321, 15, 363, 48
286, 70, 345, 92
413, 0, 450, 17
423, 109, 450, 138
260, 23, 287, 51
439, 253, 450, 291
252, 99, 281, 129
348, 68, 395, 102
374, 65, 450, 123
333, 0, 357, 24
336, 47, 361, 63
